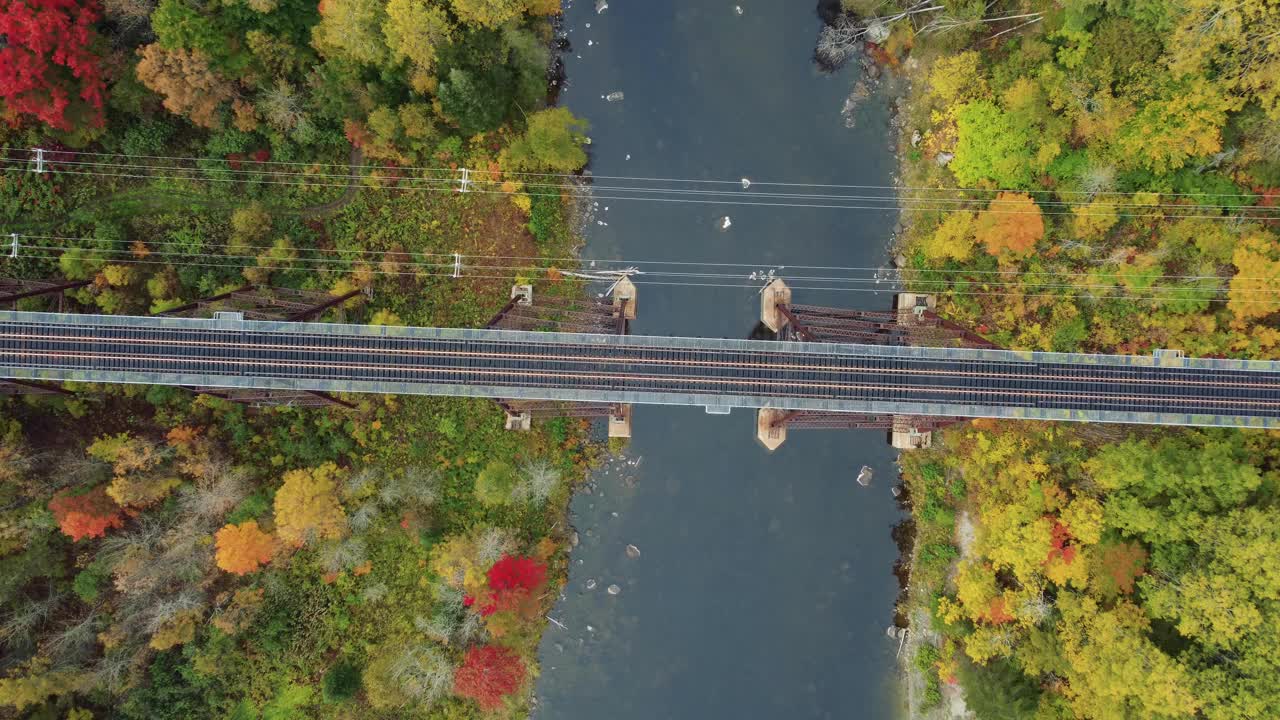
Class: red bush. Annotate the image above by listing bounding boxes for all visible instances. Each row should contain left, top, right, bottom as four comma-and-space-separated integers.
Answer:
453, 645, 525, 710
487, 555, 546, 594
0, 0, 106, 131
49, 486, 124, 541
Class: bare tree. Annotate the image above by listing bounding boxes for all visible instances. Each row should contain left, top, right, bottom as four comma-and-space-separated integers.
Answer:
515, 459, 561, 504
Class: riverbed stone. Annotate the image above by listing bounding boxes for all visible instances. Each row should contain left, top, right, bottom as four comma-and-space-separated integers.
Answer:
856, 465, 873, 486
625, 544, 641, 559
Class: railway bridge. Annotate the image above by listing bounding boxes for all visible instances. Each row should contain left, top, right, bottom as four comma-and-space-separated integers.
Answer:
2, 276, 1279, 451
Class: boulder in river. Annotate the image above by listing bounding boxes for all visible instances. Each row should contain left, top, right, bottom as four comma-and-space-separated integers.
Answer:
625, 544, 641, 559
856, 465, 873, 487
607, 584, 621, 595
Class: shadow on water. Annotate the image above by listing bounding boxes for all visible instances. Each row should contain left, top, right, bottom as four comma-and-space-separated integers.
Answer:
535, 2, 906, 718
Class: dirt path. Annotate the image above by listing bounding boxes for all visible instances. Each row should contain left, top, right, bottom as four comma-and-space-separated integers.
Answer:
296, 147, 364, 218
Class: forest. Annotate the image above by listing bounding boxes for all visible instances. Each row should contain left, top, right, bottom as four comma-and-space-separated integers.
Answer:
0, 0, 595, 718
834, 0, 1280, 718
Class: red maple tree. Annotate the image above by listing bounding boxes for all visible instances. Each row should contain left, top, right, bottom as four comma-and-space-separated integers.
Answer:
453, 645, 525, 710
0, 0, 107, 131
1045, 520, 1076, 565
487, 555, 546, 593
49, 485, 124, 541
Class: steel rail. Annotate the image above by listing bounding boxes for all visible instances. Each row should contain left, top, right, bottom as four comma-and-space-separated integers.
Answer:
5, 347, 1280, 413
2, 327, 1279, 393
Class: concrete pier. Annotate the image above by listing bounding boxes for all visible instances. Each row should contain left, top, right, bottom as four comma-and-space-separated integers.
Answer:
760, 278, 791, 333
756, 408, 788, 451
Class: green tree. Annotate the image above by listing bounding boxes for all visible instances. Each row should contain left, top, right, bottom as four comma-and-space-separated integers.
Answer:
436, 67, 511, 135
501, 108, 590, 172
951, 101, 1036, 188
1086, 433, 1263, 544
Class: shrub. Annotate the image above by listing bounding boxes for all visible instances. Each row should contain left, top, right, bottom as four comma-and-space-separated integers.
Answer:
474, 461, 517, 506
453, 645, 524, 710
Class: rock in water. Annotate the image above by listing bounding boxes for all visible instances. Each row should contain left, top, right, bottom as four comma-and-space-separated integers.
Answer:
605, 91, 624, 102
595, 0, 608, 13
584, 578, 597, 591
718, 216, 732, 231
890, 485, 902, 498
607, 584, 621, 595
856, 465, 873, 487
625, 544, 641, 559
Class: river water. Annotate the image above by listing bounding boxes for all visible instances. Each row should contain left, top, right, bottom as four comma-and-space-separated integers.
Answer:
535, 2, 904, 718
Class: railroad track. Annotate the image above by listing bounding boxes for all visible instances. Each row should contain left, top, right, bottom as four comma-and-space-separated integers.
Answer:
2, 313, 1279, 424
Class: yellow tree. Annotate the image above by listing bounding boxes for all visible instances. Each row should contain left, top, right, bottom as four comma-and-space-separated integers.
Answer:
920, 212, 976, 262
311, 0, 389, 66
274, 463, 347, 547
215, 521, 277, 575
1228, 230, 1280, 323
449, 0, 525, 28
383, 0, 453, 90
1170, 0, 1280, 119
1057, 596, 1199, 720
975, 193, 1044, 257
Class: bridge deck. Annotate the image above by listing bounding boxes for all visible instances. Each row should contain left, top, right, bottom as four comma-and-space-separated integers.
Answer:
2, 311, 1279, 428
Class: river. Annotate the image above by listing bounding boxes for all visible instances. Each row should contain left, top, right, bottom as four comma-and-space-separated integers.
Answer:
535, 2, 905, 718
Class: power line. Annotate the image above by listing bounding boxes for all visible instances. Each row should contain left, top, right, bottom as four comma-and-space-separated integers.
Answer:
11, 164, 1278, 222
12, 156, 1268, 214
10, 250, 1275, 304
4, 147, 1268, 200
5, 157, 1274, 220
7, 233, 1267, 282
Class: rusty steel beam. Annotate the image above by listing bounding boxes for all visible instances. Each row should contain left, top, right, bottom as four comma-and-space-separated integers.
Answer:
0, 279, 91, 305
158, 285, 254, 316
0, 378, 75, 396
286, 288, 364, 322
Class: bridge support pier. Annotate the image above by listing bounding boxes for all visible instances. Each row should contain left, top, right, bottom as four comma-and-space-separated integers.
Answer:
756, 282, 997, 450
756, 408, 788, 451
492, 282, 637, 435
608, 403, 633, 439
760, 278, 791, 333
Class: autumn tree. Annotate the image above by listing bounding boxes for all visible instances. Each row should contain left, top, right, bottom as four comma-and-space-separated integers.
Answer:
449, 0, 525, 28
453, 645, 525, 710
1057, 595, 1199, 719
48, 486, 124, 541
1227, 230, 1280, 323
274, 462, 348, 546
135, 44, 235, 128
383, 0, 453, 88
0, 662, 86, 711
1170, 0, 1280, 119
975, 193, 1044, 257
215, 521, 276, 575
0, 0, 106, 132
501, 108, 590, 172
1113, 76, 1240, 174
312, 0, 389, 66
920, 212, 976, 262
